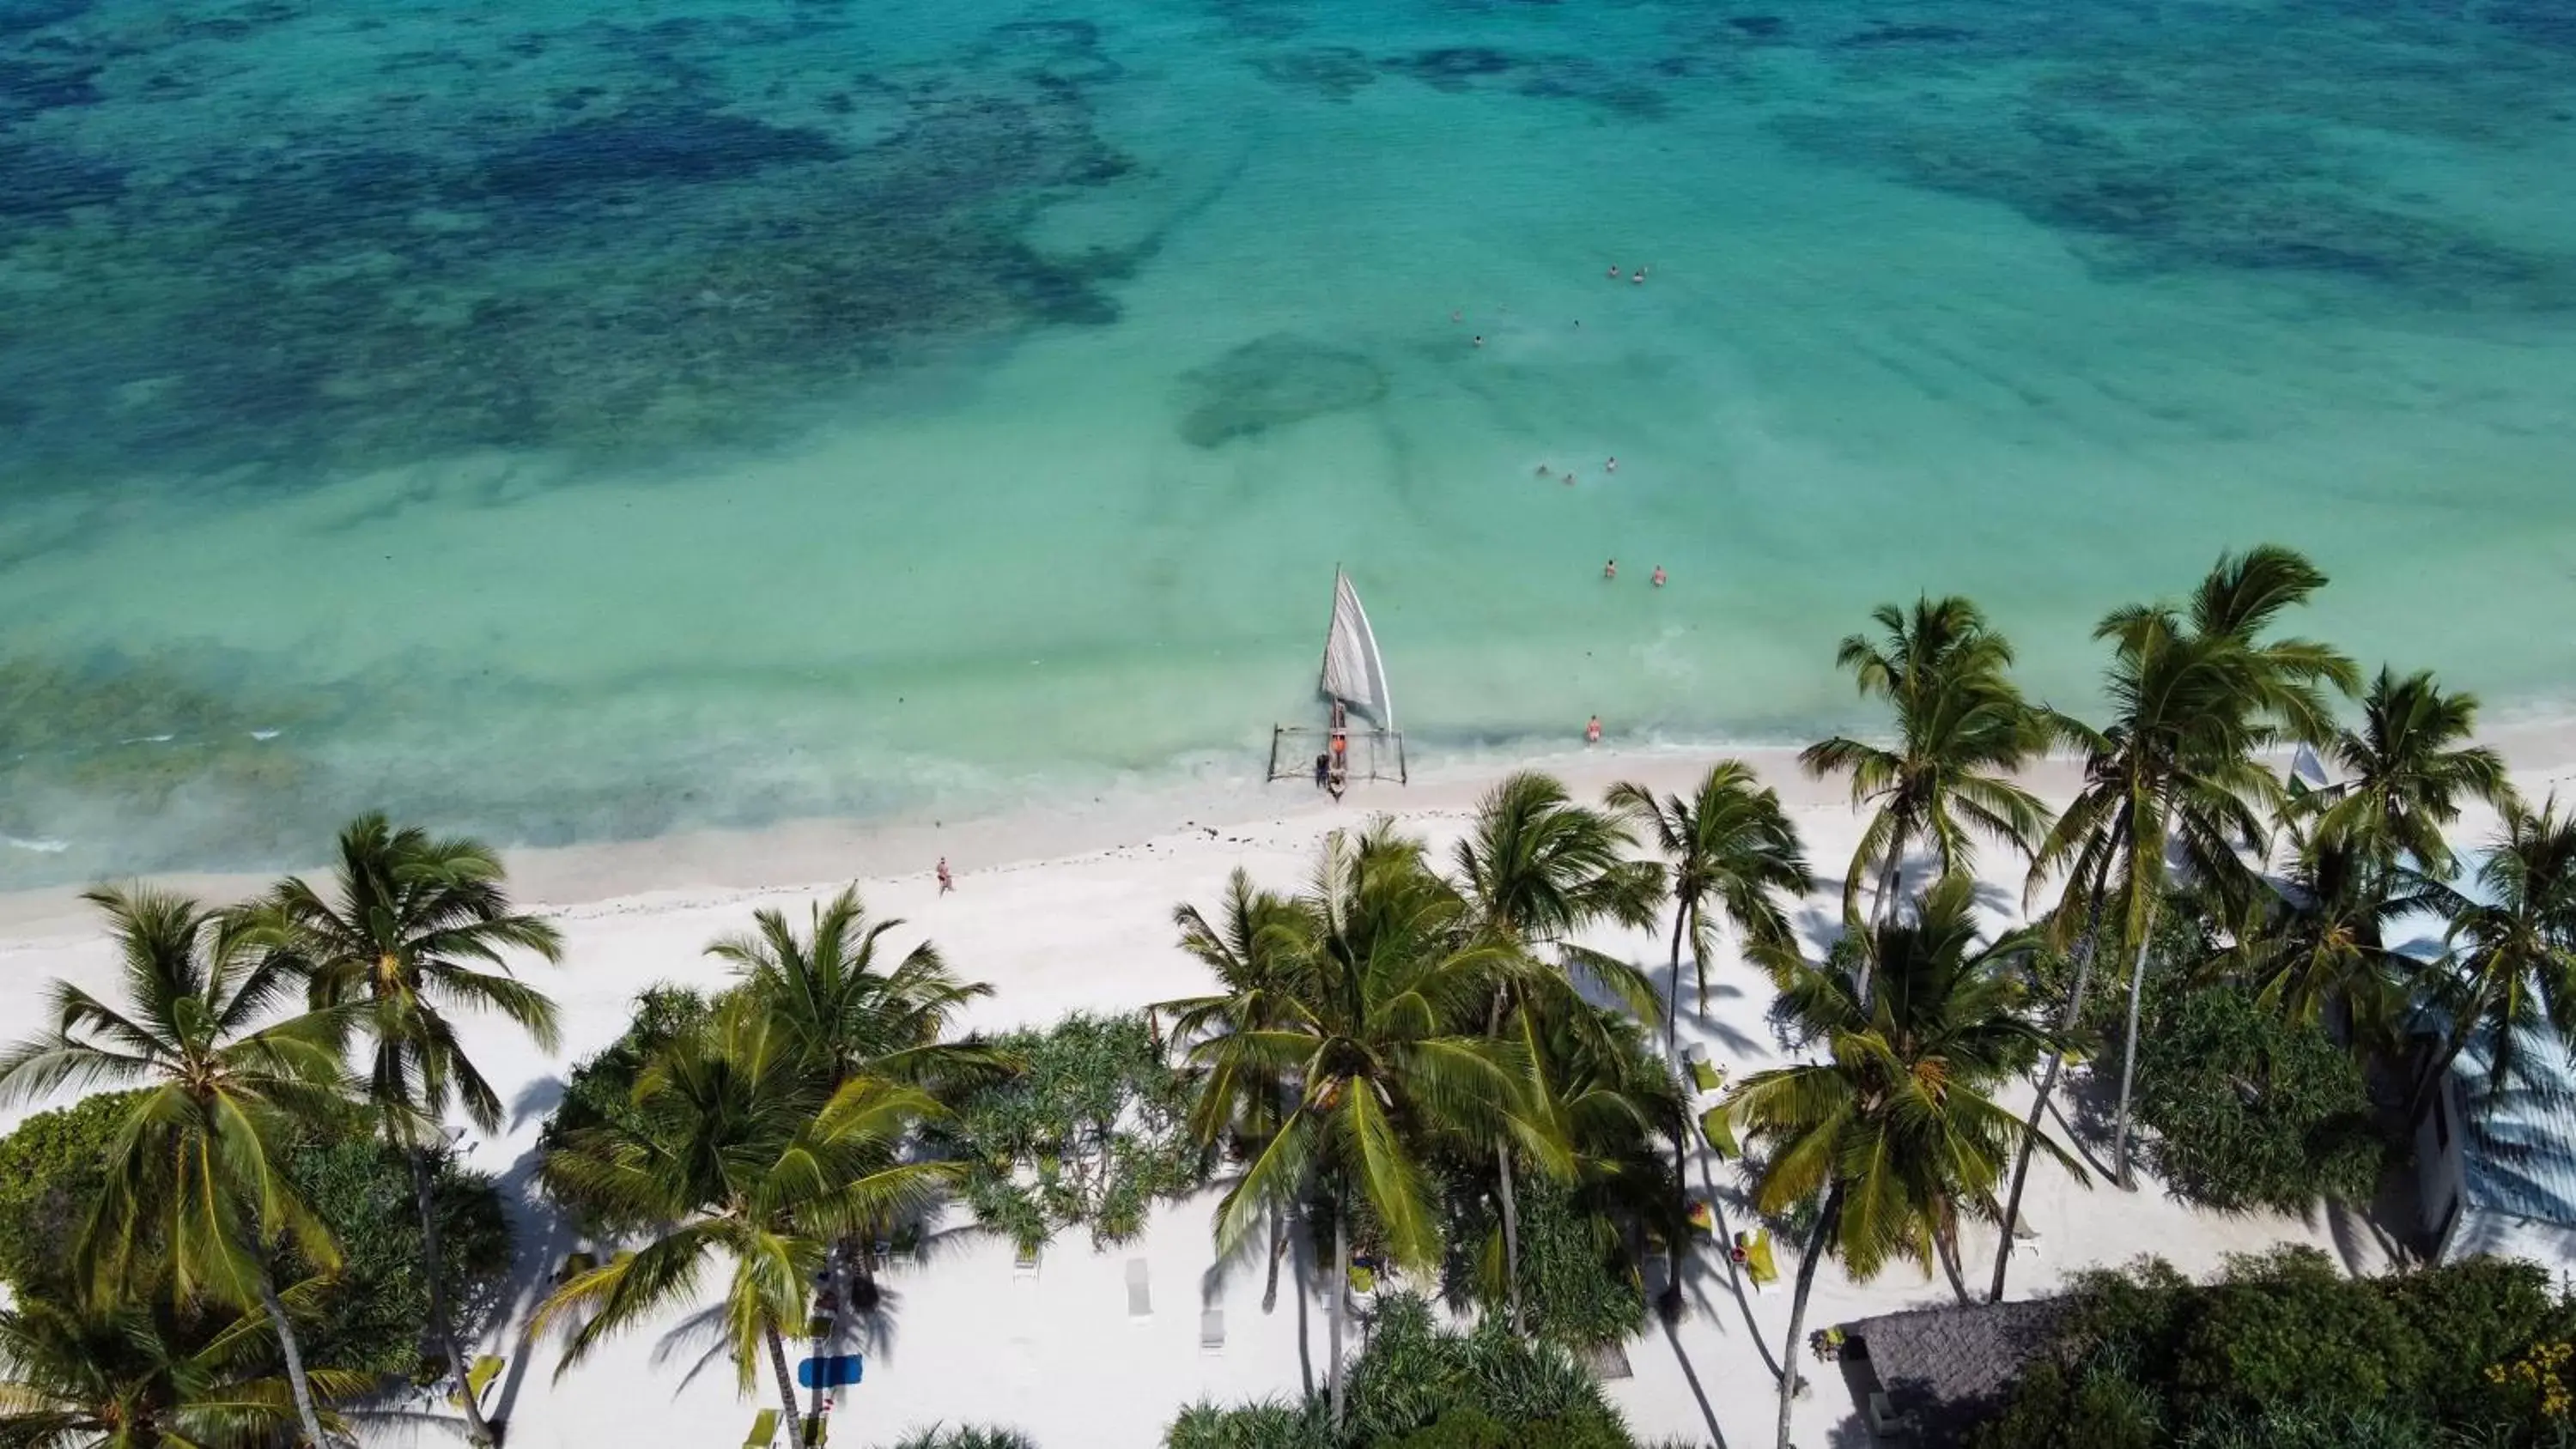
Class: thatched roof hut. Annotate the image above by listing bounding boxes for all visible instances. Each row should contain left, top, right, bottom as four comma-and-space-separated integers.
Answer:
1839, 1299, 2065, 1446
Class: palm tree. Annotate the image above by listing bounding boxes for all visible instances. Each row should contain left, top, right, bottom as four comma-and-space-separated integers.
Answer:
250, 814, 562, 1447
2236, 838, 2442, 1043
1799, 597, 2050, 929
1501, 992, 1690, 1327
0, 887, 354, 1449
1607, 761, 1810, 1043
709, 887, 1002, 1093
1449, 773, 1660, 1337
2301, 667, 2512, 883
536, 1001, 959, 1449
2414, 797, 2576, 1113
1722, 876, 2083, 1449
1183, 826, 1522, 1428
2014, 546, 2352, 1216
0, 1284, 371, 1449
1165, 869, 1315, 1312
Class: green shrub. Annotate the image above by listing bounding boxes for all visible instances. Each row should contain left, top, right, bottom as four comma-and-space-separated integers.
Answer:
1443, 1176, 1646, 1352
2131, 982, 2383, 1212
1165, 1398, 1333, 1449
283, 1136, 512, 1379
2168, 1248, 2421, 1422
878, 1427, 1041, 1449
1970, 1252, 2576, 1449
0, 1090, 139, 1293
935, 1012, 1204, 1250
1171, 1292, 1636, 1449
0, 1094, 508, 1384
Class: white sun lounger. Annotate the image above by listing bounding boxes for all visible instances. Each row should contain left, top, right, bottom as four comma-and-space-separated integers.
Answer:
1126, 1258, 1152, 1319
1200, 1308, 1225, 1353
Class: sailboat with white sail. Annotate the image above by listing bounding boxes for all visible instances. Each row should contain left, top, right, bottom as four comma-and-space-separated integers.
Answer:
1268, 567, 1407, 791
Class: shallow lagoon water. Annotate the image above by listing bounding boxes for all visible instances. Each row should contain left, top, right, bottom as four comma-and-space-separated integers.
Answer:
3, 0, 2574, 878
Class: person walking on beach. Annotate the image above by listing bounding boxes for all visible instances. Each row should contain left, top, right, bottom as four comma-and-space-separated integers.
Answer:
1586, 715, 1603, 745
1603, 559, 1617, 580
936, 857, 954, 894
1652, 564, 1667, 588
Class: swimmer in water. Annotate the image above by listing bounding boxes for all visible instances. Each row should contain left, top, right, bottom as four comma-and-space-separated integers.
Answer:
1451, 309, 1462, 323
1586, 715, 1603, 745
1607, 264, 1619, 278
1472, 335, 1485, 348
1562, 473, 1577, 486
1652, 565, 1667, 588
1535, 464, 1552, 478
1631, 269, 1644, 284
1603, 559, 1617, 580
1606, 457, 1618, 473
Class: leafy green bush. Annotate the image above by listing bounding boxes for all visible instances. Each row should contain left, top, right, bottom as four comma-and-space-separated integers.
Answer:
2130, 982, 2383, 1212
1443, 1175, 1647, 1352
1169, 1293, 1637, 1449
545, 984, 713, 1144
1970, 1250, 2576, 1449
0, 1093, 509, 1384
934, 1012, 1203, 1250
878, 1427, 1041, 1449
0, 1090, 140, 1293
284, 1136, 512, 1379
1166, 1399, 1333, 1449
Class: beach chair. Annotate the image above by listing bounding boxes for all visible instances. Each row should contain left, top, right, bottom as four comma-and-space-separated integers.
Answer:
1126, 1258, 1152, 1320
447, 1354, 501, 1410
2011, 1219, 2041, 1259
1686, 1199, 1715, 1236
1698, 1105, 1738, 1159
1736, 1230, 1778, 1288
744, 1408, 780, 1449
1200, 1307, 1226, 1354
802, 1416, 830, 1447
1688, 1054, 1723, 1094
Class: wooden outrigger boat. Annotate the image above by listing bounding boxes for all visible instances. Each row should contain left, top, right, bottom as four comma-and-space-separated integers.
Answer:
1267, 567, 1406, 795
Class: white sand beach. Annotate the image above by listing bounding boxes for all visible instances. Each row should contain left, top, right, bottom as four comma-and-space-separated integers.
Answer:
7, 736, 2576, 1449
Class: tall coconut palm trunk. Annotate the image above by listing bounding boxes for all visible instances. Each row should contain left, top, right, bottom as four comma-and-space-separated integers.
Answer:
1775, 1185, 1843, 1449
1662, 1110, 1691, 1320
1872, 820, 1911, 931
258, 1276, 333, 1449
1263, 1200, 1285, 1313
1327, 1210, 1350, 1430
1495, 1138, 1525, 1335
1487, 992, 1527, 1337
1664, 906, 1689, 1048
764, 1317, 808, 1449
410, 1146, 494, 1446
2109, 919, 2157, 1188
1990, 852, 2114, 1302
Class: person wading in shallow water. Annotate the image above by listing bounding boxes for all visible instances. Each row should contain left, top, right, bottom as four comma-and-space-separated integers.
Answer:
1586, 715, 1603, 745
1603, 559, 1618, 580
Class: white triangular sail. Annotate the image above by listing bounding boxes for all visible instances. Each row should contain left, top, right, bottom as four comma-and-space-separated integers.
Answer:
1318, 569, 1394, 730
2289, 742, 2331, 794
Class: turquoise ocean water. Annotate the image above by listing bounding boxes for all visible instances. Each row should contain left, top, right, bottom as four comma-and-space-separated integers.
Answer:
3, 0, 2574, 880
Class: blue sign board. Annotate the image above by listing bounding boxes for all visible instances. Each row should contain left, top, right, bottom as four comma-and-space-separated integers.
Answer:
796, 1355, 864, 1390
